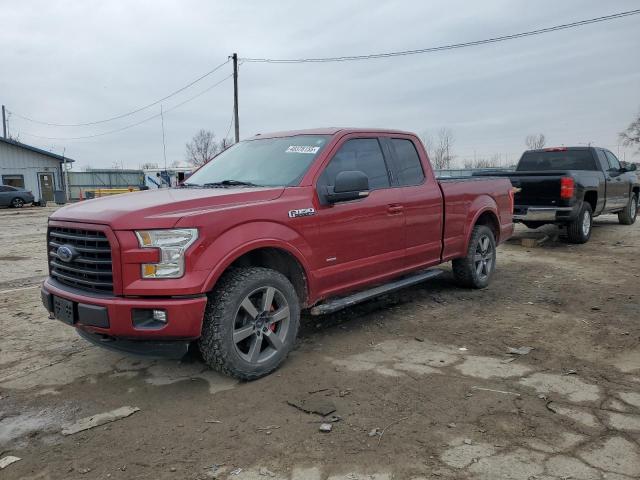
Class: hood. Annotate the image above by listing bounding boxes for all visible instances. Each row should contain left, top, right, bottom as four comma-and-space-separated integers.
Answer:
51, 187, 284, 229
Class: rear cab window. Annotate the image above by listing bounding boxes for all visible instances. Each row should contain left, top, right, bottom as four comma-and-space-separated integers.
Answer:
516, 149, 598, 171
388, 138, 425, 186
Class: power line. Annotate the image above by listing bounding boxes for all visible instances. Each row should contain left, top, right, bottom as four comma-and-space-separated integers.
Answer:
242, 9, 640, 63
18, 74, 233, 140
10, 59, 230, 127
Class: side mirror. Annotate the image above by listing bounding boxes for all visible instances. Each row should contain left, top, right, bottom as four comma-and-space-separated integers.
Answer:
325, 170, 369, 203
628, 163, 637, 172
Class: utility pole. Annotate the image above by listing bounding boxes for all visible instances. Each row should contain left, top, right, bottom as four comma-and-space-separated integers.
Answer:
160, 104, 168, 186
62, 147, 70, 202
232, 53, 240, 143
2, 105, 6, 138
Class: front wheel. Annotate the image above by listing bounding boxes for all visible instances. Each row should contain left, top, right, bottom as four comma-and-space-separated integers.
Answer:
566, 203, 592, 244
199, 267, 300, 380
452, 225, 496, 289
10, 197, 25, 208
618, 194, 638, 225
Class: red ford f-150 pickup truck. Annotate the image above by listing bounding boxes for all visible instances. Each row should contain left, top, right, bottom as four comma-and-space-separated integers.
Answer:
42, 128, 514, 379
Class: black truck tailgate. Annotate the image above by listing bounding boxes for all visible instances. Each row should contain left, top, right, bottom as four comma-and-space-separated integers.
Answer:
508, 171, 569, 206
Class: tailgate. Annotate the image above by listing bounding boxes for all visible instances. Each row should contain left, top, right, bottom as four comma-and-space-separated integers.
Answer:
508, 172, 566, 207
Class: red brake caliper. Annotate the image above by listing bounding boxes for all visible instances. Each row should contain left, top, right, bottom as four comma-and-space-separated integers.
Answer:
269, 304, 277, 332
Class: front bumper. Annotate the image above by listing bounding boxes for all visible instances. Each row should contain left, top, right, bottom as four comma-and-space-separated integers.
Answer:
512, 206, 576, 222
41, 277, 208, 342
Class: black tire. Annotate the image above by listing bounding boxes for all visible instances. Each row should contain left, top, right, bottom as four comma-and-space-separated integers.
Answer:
566, 203, 592, 244
199, 267, 300, 381
618, 194, 638, 225
10, 197, 25, 208
452, 225, 497, 289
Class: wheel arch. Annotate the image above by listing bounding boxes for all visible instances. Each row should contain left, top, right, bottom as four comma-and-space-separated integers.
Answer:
583, 190, 598, 213
202, 239, 312, 307
463, 195, 500, 253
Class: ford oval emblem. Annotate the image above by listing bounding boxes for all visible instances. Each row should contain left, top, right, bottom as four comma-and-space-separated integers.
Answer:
56, 245, 76, 263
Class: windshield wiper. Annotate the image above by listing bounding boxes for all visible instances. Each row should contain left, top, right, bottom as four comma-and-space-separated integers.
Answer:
202, 180, 262, 188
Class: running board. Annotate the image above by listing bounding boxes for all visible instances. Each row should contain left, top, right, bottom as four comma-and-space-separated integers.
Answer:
310, 269, 443, 316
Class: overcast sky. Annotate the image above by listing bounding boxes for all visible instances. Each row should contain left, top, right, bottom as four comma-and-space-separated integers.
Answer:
2, 0, 639, 169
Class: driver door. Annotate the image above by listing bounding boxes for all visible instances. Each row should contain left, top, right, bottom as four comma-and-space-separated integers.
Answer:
309, 136, 405, 298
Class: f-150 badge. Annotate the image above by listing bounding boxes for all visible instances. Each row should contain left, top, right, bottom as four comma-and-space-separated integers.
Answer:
288, 208, 315, 218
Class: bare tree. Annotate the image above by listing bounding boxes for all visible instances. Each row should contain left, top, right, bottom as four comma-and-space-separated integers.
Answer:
420, 132, 434, 158
140, 162, 159, 170
620, 109, 640, 152
430, 128, 455, 169
463, 153, 503, 169
185, 130, 219, 167
525, 133, 546, 150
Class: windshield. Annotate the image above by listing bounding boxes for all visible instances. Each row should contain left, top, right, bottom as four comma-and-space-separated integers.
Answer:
184, 135, 331, 187
517, 150, 597, 171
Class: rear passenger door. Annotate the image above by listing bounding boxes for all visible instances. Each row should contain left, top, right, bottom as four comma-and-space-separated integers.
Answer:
312, 136, 405, 297
384, 136, 443, 269
603, 150, 628, 210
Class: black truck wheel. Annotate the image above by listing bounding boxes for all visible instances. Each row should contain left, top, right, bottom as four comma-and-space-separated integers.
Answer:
566, 203, 592, 244
452, 224, 496, 289
618, 194, 638, 225
199, 267, 300, 381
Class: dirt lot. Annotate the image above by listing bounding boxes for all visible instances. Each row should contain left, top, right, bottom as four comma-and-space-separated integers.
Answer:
1, 205, 639, 480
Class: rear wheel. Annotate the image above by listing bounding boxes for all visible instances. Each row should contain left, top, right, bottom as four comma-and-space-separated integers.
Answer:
452, 225, 496, 289
10, 197, 25, 208
618, 194, 638, 225
199, 267, 300, 380
566, 203, 592, 244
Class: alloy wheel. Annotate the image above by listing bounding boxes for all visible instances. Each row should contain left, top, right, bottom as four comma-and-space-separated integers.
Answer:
473, 234, 494, 281
232, 286, 290, 364
582, 210, 591, 236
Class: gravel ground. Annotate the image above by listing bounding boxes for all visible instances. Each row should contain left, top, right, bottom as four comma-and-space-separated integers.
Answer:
0, 204, 639, 479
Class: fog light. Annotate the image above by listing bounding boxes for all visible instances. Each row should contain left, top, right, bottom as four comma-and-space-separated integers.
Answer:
132, 309, 168, 330
153, 309, 167, 323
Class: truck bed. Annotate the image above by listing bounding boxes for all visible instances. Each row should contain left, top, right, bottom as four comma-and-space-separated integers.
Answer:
437, 176, 514, 260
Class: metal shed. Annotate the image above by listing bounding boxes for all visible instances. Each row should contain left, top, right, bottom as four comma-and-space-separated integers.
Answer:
0, 137, 74, 204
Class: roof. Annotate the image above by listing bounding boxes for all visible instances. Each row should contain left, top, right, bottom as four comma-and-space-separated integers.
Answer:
0, 137, 75, 163
526, 146, 594, 153
247, 127, 416, 140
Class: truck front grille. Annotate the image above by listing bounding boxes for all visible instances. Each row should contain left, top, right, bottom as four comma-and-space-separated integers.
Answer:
48, 227, 114, 293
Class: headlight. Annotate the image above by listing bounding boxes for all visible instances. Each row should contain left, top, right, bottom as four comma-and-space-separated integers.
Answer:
135, 229, 198, 279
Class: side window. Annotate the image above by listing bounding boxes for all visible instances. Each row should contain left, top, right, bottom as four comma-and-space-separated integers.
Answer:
0, 186, 10, 192
320, 138, 390, 190
605, 151, 621, 171
390, 139, 425, 186
595, 150, 610, 171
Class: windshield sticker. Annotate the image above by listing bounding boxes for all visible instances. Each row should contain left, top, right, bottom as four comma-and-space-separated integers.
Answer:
286, 145, 320, 154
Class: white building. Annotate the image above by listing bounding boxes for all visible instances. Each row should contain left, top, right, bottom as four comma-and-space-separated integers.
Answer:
0, 137, 74, 203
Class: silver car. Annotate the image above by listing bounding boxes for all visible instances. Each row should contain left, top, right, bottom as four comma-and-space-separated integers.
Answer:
0, 185, 35, 208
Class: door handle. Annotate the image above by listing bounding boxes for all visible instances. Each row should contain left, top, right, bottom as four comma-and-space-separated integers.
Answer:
387, 204, 404, 214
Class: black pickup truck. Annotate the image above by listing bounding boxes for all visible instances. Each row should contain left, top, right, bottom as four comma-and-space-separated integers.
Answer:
476, 147, 639, 243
